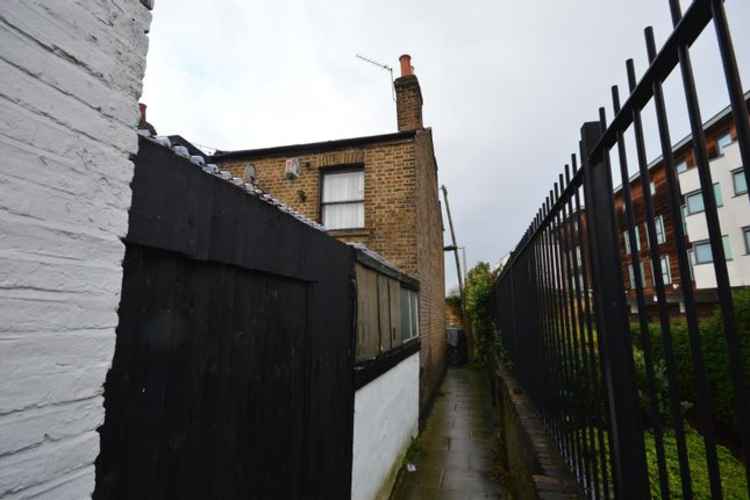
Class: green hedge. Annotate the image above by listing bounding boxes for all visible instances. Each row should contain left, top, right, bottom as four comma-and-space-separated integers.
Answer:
632, 289, 750, 436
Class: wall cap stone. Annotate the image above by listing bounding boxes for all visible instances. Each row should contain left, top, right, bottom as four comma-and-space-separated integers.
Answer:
495, 363, 583, 500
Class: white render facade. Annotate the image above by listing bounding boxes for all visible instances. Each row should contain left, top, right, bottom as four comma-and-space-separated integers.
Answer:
679, 136, 750, 290
0, 2, 152, 497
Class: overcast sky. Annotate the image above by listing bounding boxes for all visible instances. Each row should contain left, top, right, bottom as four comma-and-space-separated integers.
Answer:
142, 0, 750, 293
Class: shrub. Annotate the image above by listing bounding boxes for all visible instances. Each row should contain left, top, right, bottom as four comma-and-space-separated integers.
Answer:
633, 289, 750, 438
463, 262, 496, 367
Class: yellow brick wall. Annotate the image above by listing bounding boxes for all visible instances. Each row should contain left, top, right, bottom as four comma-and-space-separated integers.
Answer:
219, 140, 419, 275
414, 129, 446, 408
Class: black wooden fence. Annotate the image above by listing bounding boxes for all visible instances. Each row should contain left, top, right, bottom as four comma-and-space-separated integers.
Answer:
94, 137, 355, 499
493, 1, 749, 498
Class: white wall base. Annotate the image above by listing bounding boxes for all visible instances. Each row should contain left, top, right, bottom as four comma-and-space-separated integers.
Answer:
351, 353, 420, 500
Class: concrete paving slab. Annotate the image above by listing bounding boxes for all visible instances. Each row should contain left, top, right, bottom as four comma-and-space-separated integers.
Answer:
390, 367, 510, 500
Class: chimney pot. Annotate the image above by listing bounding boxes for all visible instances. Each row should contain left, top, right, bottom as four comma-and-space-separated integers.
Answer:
399, 54, 412, 77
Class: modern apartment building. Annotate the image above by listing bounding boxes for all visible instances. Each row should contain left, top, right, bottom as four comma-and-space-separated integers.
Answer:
614, 91, 750, 317
680, 119, 749, 290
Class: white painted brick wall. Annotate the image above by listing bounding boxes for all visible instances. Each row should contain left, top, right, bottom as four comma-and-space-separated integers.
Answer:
351, 354, 420, 500
0, 1, 152, 497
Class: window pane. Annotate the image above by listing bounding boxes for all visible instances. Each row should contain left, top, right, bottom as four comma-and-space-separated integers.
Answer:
689, 250, 695, 280
676, 161, 688, 173
628, 264, 635, 289
718, 132, 732, 153
322, 170, 364, 203
655, 215, 666, 244
400, 288, 411, 341
695, 242, 712, 264
409, 292, 419, 339
714, 183, 723, 207
635, 225, 641, 251
744, 228, 750, 254
661, 255, 672, 285
323, 202, 364, 229
734, 170, 747, 195
623, 230, 630, 254
687, 192, 704, 214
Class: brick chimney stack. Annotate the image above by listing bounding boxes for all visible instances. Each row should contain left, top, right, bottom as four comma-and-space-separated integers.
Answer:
395, 54, 423, 131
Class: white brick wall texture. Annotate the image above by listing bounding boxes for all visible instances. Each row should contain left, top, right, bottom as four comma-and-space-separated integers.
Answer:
0, 1, 152, 497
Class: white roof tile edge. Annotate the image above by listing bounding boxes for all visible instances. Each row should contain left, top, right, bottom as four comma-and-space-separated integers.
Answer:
346, 241, 412, 278
138, 131, 326, 232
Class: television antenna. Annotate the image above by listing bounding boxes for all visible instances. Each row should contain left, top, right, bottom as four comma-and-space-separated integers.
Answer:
355, 54, 396, 102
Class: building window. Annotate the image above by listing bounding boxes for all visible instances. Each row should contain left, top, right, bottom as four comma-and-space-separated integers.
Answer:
627, 264, 634, 289
660, 255, 672, 285
575, 246, 582, 268
676, 160, 688, 174
681, 205, 688, 231
717, 132, 733, 154
623, 226, 641, 254
400, 288, 419, 341
321, 169, 364, 230
693, 236, 732, 265
649, 181, 656, 196
733, 168, 747, 196
628, 261, 647, 289
744, 227, 750, 254
688, 250, 695, 280
685, 183, 723, 215
655, 215, 666, 245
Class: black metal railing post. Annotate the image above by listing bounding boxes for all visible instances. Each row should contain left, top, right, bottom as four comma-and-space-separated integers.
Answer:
580, 121, 650, 499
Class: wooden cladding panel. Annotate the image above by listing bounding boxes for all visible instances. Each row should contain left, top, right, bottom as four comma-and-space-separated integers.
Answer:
355, 264, 380, 360
355, 263, 410, 360
377, 274, 392, 353
96, 137, 355, 499
389, 279, 401, 347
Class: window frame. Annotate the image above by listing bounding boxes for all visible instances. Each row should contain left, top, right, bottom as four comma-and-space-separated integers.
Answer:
692, 235, 732, 265
319, 165, 365, 230
654, 215, 666, 245
684, 183, 723, 216
627, 261, 647, 289
660, 254, 672, 285
732, 167, 747, 196
717, 131, 733, 155
744, 226, 750, 255
401, 288, 419, 342
693, 240, 713, 265
623, 226, 641, 255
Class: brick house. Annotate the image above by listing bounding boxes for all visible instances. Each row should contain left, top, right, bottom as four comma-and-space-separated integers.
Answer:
212, 55, 446, 410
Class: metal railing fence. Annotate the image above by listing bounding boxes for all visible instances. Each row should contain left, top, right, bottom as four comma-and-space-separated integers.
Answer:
493, 1, 749, 498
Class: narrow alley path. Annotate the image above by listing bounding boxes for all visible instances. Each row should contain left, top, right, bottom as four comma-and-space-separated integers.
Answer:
391, 367, 510, 500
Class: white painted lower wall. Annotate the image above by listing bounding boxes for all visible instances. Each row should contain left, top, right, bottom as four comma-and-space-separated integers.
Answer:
0, 1, 151, 497
351, 353, 420, 500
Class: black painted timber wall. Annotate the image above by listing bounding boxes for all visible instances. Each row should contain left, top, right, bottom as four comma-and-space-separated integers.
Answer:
94, 138, 356, 499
